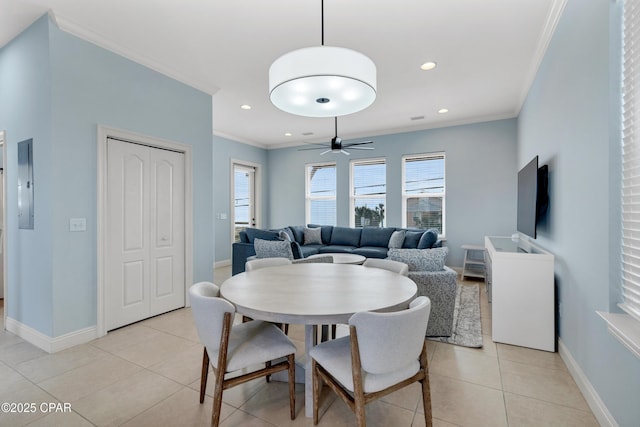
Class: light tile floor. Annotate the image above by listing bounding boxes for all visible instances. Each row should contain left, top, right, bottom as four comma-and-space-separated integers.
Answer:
0, 269, 599, 426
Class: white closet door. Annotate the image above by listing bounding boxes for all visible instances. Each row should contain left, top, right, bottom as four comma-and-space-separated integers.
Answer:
148, 147, 185, 316
106, 139, 185, 331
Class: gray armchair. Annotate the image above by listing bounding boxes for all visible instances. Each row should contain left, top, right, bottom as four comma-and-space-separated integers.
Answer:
387, 247, 457, 337
408, 267, 457, 336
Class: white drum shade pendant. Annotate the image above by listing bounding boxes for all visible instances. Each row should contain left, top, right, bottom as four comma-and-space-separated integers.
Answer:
269, 46, 377, 117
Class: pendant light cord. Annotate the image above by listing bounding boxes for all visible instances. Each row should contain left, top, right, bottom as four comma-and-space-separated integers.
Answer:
334, 117, 338, 137
321, 0, 324, 46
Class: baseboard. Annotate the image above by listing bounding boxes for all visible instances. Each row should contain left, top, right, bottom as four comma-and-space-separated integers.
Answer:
5, 317, 97, 354
214, 259, 231, 269
558, 338, 618, 427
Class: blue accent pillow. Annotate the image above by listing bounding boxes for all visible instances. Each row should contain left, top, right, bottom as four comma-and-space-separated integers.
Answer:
402, 231, 424, 248
245, 228, 280, 243
417, 229, 438, 249
289, 225, 305, 244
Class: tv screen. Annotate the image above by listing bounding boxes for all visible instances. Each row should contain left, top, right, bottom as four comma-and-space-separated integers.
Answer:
517, 156, 538, 238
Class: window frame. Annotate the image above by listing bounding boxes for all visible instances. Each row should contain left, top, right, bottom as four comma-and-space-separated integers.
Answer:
349, 157, 387, 228
401, 152, 446, 237
305, 161, 337, 226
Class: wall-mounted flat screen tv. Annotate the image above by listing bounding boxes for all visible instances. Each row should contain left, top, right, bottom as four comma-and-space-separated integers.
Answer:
517, 156, 539, 239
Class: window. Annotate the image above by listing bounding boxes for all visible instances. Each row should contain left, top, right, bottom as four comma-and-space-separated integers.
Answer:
350, 159, 386, 227
402, 153, 445, 235
306, 162, 336, 225
621, 0, 640, 324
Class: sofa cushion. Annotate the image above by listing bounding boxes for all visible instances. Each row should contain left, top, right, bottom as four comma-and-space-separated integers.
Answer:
388, 230, 406, 249
330, 226, 362, 247
300, 245, 322, 257
353, 247, 388, 259
402, 230, 424, 248
320, 245, 356, 254
239, 230, 250, 243
254, 238, 294, 259
307, 224, 334, 244
245, 228, 280, 243
360, 227, 396, 247
387, 247, 448, 271
289, 225, 305, 244
304, 227, 323, 245
417, 229, 439, 249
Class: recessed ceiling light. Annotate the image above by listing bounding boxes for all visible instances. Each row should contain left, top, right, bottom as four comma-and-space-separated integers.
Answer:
420, 61, 437, 71
240, 104, 252, 110
438, 108, 449, 114
284, 132, 292, 137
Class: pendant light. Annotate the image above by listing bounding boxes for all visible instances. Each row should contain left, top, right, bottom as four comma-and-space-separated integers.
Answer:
268, 0, 377, 117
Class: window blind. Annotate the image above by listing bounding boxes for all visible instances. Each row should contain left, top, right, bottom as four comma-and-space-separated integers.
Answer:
621, 0, 640, 322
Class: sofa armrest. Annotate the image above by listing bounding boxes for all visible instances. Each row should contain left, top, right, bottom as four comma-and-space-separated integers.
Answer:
408, 266, 457, 336
232, 242, 256, 275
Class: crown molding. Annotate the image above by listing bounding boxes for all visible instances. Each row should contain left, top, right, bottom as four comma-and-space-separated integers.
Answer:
51, 11, 219, 96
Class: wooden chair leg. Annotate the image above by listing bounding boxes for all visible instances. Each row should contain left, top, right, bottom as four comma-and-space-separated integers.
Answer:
210, 364, 227, 427
200, 348, 209, 403
420, 341, 433, 427
288, 354, 296, 420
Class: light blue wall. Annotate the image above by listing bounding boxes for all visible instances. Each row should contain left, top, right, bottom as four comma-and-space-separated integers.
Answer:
267, 119, 518, 266
518, 0, 640, 425
0, 15, 54, 335
0, 16, 214, 337
213, 135, 268, 263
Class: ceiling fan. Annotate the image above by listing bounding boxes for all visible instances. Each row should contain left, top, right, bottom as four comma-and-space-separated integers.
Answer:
298, 117, 374, 155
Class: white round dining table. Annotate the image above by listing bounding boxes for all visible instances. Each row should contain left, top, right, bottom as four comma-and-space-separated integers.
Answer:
220, 262, 417, 418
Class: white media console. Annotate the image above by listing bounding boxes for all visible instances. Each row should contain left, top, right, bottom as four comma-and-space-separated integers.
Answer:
484, 236, 555, 352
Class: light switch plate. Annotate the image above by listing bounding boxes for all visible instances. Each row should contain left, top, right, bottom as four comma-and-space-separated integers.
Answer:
70, 218, 86, 232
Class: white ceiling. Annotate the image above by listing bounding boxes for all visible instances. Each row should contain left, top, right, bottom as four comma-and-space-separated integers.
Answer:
0, 0, 566, 148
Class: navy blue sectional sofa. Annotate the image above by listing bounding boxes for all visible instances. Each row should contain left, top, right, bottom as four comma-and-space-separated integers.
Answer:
231, 224, 441, 275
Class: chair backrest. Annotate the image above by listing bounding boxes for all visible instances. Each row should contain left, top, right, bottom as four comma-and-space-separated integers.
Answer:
189, 282, 236, 364
363, 258, 409, 276
349, 296, 431, 374
292, 255, 334, 264
245, 257, 292, 271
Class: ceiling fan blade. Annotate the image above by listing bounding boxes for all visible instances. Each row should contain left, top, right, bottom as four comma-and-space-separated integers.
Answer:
348, 146, 375, 150
341, 149, 350, 155
320, 149, 332, 155
343, 141, 373, 147
298, 146, 329, 151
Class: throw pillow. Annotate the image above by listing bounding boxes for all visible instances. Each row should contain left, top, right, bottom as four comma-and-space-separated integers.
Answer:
279, 229, 292, 242
303, 227, 323, 245
387, 247, 449, 271
388, 230, 406, 249
254, 238, 294, 260
417, 229, 438, 249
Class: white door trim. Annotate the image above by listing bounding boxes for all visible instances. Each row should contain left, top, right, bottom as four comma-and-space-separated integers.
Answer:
229, 159, 261, 248
0, 130, 6, 331
97, 125, 193, 337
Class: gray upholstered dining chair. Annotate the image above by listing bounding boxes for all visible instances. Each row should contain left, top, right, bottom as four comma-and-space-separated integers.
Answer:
310, 296, 433, 427
362, 258, 409, 276
245, 257, 292, 271
244, 257, 293, 332
189, 282, 297, 427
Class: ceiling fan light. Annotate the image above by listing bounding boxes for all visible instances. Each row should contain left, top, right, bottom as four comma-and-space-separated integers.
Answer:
269, 46, 377, 117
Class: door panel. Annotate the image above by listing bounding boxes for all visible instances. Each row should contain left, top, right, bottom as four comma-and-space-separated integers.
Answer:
106, 138, 185, 330
107, 140, 150, 330
149, 149, 184, 315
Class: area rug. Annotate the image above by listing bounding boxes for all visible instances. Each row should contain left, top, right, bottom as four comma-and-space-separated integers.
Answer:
429, 283, 483, 348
